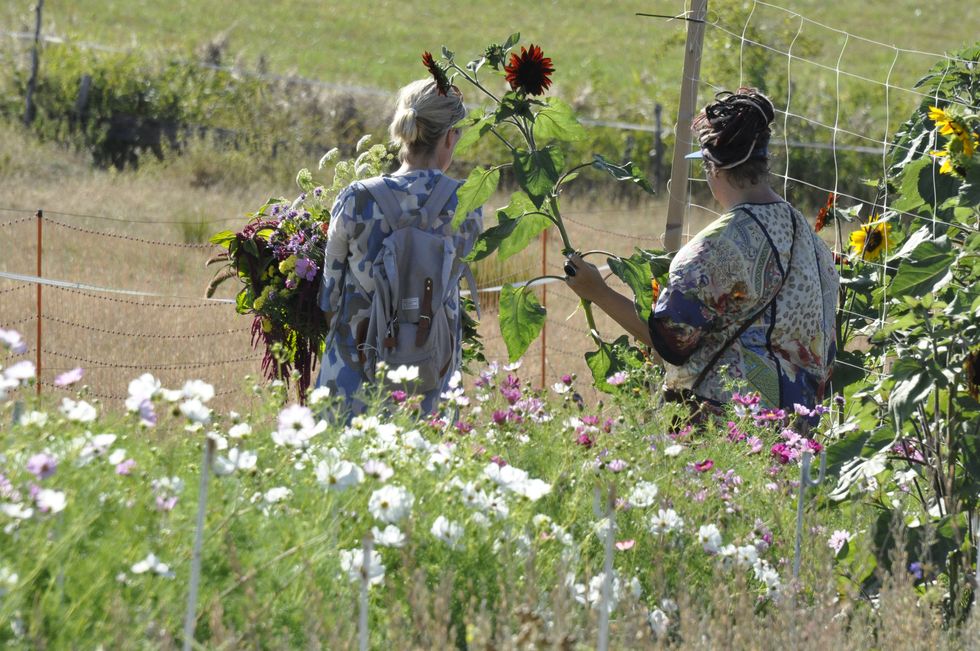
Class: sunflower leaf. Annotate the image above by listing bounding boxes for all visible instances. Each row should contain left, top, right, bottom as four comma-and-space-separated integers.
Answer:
533, 98, 587, 143
454, 166, 499, 230
513, 147, 564, 207
504, 32, 521, 50
499, 284, 546, 362
591, 154, 654, 194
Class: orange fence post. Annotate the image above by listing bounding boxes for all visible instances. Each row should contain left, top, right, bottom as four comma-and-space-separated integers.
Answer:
35, 209, 42, 396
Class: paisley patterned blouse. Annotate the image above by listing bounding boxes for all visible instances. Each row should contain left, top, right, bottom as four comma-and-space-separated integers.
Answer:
648, 201, 838, 409
316, 169, 483, 416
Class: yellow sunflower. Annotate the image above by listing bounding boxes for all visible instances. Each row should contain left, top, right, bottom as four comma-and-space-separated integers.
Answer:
927, 105, 975, 155
930, 149, 955, 175
849, 219, 892, 262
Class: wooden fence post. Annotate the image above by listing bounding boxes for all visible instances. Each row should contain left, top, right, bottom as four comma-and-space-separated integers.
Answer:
35, 209, 43, 396
653, 103, 664, 193
663, 0, 708, 251
24, 0, 45, 126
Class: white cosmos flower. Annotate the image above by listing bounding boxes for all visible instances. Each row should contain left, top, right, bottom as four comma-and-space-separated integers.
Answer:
362, 459, 393, 482
206, 431, 228, 451
35, 489, 67, 514
263, 487, 292, 504
126, 373, 160, 410
649, 608, 670, 637
386, 365, 419, 383
339, 548, 385, 586
308, 386, 331, 405
3, 360, 35, 381
1, 503, 34, 519
736, 544, 759, 568
628, 480, 659, 508
587, 571, 623, 614
551, 382, 571, 395
368, 485, 414, 524
213, 448, 258, 476
372, 524, 406, 548
0, 329, 27, 354
753, 558, 781, 597
227, 423, 252, 439
108, 449, 127, 466
60, 398, 97, 423
131, 553, 174, 578
19, 410, 48, 427
179, 398, 211, 425
510, 477, 552, 501
502, 359, 522, 371
698, 524, 723, 554
79, 434, 118, 465
430, 515, 464, 550
273, 404, 326, 447
160, 388, 184, 402
649, 508, 684, 535
182, 380, 215, 403
663, 444, 684, 457
314, 452, 363, 491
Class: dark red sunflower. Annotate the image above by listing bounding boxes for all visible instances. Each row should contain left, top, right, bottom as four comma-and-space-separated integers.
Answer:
504, 44, 554, 96
422, 51, 451, 96
815, 192, 835, 233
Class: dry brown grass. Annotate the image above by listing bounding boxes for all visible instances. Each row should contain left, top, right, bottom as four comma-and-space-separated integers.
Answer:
0, 121, 720, 410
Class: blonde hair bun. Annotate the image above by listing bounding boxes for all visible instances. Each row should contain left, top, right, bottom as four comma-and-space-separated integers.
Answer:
389, 79, 466, 161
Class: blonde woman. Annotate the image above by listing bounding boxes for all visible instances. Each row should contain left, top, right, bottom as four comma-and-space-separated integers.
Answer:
316, 79, 483, 417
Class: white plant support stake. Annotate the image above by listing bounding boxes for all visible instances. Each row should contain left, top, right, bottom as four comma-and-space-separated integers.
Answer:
594, 485, 615, 651
359, 534, 373, 651
183, 437, 215, 651
793, 448, 827, 582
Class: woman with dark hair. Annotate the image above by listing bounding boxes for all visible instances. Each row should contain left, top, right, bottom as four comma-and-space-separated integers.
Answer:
564, 88, 838, 412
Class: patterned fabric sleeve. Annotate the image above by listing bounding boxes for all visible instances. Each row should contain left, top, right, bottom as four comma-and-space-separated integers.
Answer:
648, 232, 760, 366
317, 187, 356, 314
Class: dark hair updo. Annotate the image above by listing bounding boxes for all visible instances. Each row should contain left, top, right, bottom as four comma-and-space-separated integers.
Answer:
691, 87, 775, 186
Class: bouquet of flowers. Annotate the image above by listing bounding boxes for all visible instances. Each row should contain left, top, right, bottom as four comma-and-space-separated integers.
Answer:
206, 139, 395, 398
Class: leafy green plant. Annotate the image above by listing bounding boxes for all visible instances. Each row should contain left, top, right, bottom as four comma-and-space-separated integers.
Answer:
825, 44, 980, 621
427, 36, 663, 387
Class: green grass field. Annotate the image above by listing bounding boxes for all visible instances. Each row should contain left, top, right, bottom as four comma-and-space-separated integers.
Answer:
8, 0, 980, 117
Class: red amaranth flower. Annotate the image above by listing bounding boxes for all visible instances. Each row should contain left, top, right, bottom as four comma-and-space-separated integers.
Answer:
421, 51, 451, 96
504, 44, 554, 96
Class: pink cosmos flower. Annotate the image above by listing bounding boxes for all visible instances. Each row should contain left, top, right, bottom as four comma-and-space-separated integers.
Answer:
770, 443, 792, 464
27, 453, 58, 480
694, 459, 714, 473
116, 459, 136, 475
391, 390, 408, 404
827, 529, 852, 555
606, 371, 628, 386
607, 459, 627, 473
576, 432, 595, 448
54, 367, 84, 387
746, 436, 764, 454
561, 374, 574, 386
615, 539, 636, 551
490, 455, 507, 467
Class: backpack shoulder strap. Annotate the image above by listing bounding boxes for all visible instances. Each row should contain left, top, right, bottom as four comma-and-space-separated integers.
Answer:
360, 177, 402, 231
418, 174, 460, 229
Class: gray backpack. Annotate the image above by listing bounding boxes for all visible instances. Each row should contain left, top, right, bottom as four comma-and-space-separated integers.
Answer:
359, 175, 479, 393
